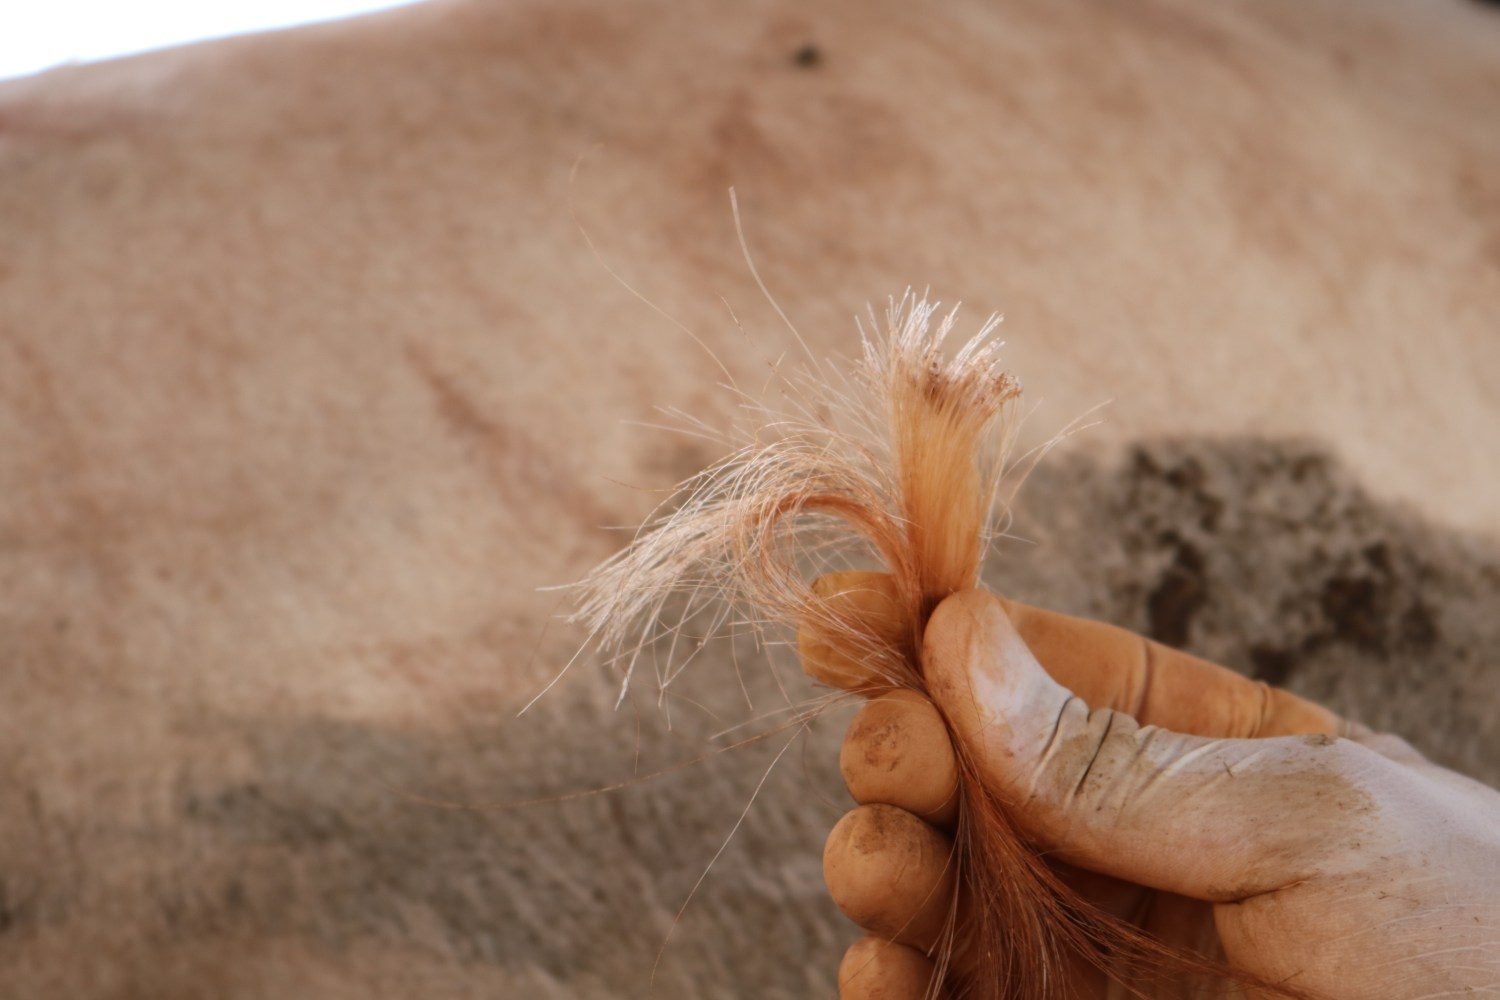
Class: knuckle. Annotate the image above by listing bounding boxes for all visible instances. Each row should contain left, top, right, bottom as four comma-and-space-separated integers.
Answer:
1031, 703, 1142, 821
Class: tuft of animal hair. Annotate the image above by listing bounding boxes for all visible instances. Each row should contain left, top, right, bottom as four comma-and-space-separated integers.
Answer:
571, 293, 1292, 998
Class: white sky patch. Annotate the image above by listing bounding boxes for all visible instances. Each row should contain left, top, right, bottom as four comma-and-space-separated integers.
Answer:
2, 1, 419, 82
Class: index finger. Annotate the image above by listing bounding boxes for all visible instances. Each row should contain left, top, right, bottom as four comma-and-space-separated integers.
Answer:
799, 571, 1340, 739
996, 598, 1340, 738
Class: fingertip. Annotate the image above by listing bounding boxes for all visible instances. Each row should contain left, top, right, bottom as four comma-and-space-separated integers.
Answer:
838, 936, 941, 999
1262, 685, 1343, 739
841, 690, 959, 827
920, 589, 1032, 730
920, 589, 1081, 816
799, 572, 907, 692
823, 804, 956, 951
923, 588, 1003, 640
921, 589, 1014, 680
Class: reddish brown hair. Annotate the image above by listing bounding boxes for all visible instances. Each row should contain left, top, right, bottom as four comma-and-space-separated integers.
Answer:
573, 294, 1288, 997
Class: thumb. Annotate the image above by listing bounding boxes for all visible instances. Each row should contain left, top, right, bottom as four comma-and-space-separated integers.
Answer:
923, 590, 1394, 902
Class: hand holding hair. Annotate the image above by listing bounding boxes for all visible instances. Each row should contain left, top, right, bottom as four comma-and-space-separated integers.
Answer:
574, 299, 1499, 995
807, 572, 1500, 999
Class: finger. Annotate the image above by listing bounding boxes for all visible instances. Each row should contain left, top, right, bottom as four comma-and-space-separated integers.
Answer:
924, 590, 1402, 902
841, 690, 960, 827
799, 571, 1342, 739
998, 597, 1340, 739
800, 572, 909, 692
840, 690, 1203, 943
823, 804, 958, 951
838, 936, 944, 999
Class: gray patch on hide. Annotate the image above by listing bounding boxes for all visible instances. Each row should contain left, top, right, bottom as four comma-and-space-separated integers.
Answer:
169, 660, 849, 998
993, 437, 1500, 782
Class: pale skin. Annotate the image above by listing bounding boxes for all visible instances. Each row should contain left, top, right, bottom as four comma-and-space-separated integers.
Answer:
804, 574, 1500, 998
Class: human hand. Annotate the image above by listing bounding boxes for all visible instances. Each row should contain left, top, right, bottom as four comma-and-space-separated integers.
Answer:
801, 573, 1500, 998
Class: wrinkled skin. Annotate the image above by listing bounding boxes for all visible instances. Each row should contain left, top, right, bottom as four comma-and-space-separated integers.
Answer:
1, 0, 1499, 996
813, 584, 1500, 997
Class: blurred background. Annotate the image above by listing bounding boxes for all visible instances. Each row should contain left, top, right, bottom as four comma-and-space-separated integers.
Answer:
3, 1, 1497, 997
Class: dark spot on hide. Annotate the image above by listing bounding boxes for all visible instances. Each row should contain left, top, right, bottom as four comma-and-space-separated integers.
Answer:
792, 43, 823, 69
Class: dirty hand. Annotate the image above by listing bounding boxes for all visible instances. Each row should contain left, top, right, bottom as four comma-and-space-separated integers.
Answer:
800, 573, 1500, 999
